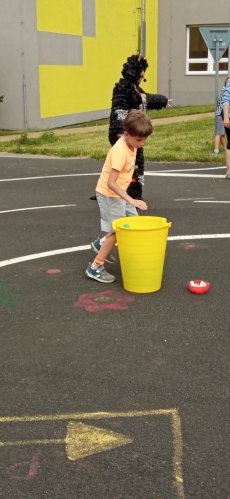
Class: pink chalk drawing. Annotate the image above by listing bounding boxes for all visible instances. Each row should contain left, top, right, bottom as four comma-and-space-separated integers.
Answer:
26, 451, 40, 480
47, 269, 61, 274
74, 290, 134, 312
7, 451, 40, 481
179, 242, 207, 250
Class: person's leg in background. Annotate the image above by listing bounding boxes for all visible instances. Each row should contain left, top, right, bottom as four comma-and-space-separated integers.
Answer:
126, 147, 145, 200
214, 116, 227, 153
214, 134, 221, 153
220, 134, 227, 149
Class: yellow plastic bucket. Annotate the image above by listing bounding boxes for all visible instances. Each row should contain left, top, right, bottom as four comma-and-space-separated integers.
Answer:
112, 216, 172, 293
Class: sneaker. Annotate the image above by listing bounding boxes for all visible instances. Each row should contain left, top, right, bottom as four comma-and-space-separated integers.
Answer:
91, 239, 116, 264
85, 264, 116, 283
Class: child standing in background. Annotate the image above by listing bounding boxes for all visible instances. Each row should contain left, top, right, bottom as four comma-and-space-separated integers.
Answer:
214, 76, 230, 153
222, 75, 230, 178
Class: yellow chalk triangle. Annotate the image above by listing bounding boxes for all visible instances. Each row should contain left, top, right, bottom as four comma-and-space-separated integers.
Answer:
66, 422, 133, 461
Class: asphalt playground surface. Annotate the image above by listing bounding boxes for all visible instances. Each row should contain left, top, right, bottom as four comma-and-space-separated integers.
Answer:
0, 154, 229, 498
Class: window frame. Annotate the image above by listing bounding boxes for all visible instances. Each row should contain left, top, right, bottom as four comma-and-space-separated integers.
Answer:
186, 26, 228, 75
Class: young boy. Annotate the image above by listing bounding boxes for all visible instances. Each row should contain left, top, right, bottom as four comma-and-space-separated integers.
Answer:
85, 109, 153, 283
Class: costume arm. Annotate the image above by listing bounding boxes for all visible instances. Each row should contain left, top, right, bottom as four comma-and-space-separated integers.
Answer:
145, 92, 168, 110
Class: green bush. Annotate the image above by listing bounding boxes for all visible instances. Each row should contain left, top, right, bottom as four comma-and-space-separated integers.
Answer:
18, 131, 58, 146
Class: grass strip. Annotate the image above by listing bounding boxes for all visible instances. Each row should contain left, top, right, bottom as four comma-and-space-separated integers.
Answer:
64, 105, 215, 129
0, 117, 224, 164
0, 105, 215, 135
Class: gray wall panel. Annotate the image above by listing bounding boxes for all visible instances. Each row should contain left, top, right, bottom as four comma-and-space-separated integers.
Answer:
0, 0, 41, 130
38, 32, 83, 66
82, 0, 96, 37
40, 109, 110, 130
19, 0, 41, 129
169, 90, 217, 107
0, 0, 25, 129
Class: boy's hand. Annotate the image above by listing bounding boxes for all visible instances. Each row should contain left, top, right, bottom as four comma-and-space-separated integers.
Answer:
132, 199, 148, 210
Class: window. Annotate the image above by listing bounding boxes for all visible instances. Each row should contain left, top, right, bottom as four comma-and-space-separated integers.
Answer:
186, 26, 228, 74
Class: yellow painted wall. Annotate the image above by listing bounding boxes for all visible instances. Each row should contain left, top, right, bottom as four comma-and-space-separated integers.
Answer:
37, 0, 158, 119
145, 0, 158, 95
37, 0, 82, 35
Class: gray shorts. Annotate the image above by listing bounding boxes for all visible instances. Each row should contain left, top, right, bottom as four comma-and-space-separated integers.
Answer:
96, 192, 138, 233
216, 115, 225, 136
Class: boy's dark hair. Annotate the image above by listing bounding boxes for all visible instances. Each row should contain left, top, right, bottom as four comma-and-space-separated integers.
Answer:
123, 109, 153, 137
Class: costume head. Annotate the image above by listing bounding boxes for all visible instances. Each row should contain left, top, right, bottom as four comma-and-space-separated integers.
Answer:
121, 54, 148, 83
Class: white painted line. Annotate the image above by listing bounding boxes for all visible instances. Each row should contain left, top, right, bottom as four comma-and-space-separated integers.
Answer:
0, 153, 81, 160
147, 166, 226, 173
0, 170, 225, 182
0, 245, 91, 267
168, 234, 230, 241
0, 173, 100, 182
194, 200, 230, 204
145, 172, 225, 178
0, 205, 76, 214
174, 197, 215, 201
1, 234, 230, 268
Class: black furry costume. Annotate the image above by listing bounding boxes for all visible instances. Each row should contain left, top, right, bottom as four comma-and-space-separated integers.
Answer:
108, 55, 168, 199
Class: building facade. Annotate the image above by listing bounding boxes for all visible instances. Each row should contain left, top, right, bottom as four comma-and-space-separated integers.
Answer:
1, 0, 228, 131
158, 0, 229, 106
0, 0, 158, 130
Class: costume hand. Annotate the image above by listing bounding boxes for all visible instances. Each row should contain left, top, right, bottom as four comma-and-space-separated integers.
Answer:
132, 199, 148, 210
166, 99, 173, 108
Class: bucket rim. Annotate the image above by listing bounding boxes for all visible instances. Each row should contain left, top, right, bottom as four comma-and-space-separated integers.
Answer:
112, 219, 172, 231
113, 224, 172, 231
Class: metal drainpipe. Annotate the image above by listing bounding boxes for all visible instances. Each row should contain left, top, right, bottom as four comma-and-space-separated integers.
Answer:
140, 0, 146, 57
168, 1, 173, 100
20, 2, 27, 132
23, 75, 27, 131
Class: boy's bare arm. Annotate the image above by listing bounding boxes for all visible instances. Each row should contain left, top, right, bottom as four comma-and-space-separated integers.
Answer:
108, 169, 147, 210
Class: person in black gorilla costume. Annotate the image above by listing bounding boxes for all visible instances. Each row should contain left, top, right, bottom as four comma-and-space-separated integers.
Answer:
108, 54, 170, 200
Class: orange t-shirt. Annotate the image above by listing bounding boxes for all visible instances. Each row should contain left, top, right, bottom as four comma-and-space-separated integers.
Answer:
96, 137, 137, 198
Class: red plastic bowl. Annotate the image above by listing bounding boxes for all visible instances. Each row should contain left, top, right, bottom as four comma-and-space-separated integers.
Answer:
188, 280, 210, 294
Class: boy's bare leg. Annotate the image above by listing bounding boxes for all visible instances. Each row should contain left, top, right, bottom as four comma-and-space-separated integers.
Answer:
86, 233, 117, 282
97, 233, 116, 260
